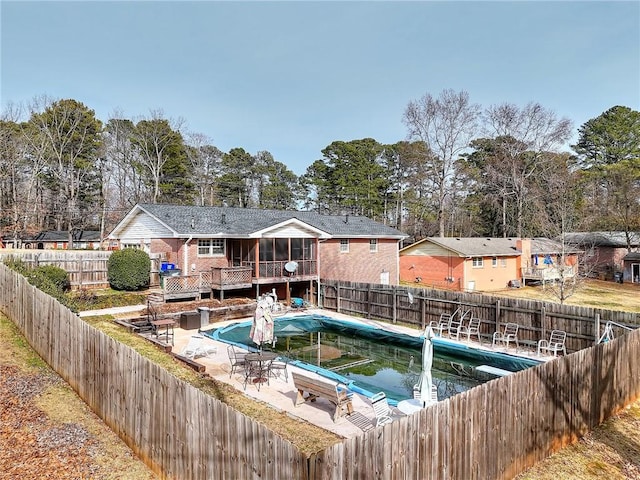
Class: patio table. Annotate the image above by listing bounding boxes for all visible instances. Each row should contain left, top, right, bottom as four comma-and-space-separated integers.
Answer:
244, 352, 277, 390
151, 319, 175, 345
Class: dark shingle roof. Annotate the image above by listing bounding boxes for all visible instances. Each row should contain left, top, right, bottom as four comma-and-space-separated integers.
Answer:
136, 204, 406, 238
564, 231, 640, 248
531, 238, 581, 255
32, 230, 101, 242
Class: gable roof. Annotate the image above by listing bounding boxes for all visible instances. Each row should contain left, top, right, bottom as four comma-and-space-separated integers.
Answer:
110, 204, 407, 240
564, 231, 640, 248
530, 238, 581, 255
401, 237, 521, 257
30, 230, 101, 242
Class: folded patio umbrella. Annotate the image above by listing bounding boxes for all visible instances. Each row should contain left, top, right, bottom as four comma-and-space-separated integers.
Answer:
417, 325, 435, 406
250, 300, 275, 348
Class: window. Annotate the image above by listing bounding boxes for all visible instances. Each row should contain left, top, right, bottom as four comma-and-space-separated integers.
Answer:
369, 239, 378, 253
501, 258, 507, 267
472, 257, 484, 268
340, 239, 349, 253
492, 257, 498, 267
198, 239, 224, 256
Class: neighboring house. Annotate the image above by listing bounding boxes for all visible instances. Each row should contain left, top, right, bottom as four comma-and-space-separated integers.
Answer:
21, 230, 102, 250
520, 238, 580, 285
108, 204, 406, 302
622, 252, 640, 284
399, 237, 523, 292
399, 237, 579, 292
564, 231, 640, 278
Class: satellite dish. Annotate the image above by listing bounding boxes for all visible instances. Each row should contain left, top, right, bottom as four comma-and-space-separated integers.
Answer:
284, 261, 298, 274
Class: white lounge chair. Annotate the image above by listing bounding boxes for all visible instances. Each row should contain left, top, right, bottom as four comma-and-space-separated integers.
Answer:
492, 323, 519, 350
537, 330, 567, 357
371, 392, 402, 426
180, 335, 217, 360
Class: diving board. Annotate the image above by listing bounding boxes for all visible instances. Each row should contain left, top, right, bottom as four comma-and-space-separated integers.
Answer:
476, 365, 514, 377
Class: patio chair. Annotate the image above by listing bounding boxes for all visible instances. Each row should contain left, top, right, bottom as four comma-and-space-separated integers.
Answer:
180, 335, 217, 360
492, 323, 519, 350
371, 392, 394, 426
459, 315, 482, 344
227, 345, 247, 378
413, 384, 438, 404
537, 330, 567, 357
448, 309, 471, 340
268, 357, 289, 381
428, 307, 461, 336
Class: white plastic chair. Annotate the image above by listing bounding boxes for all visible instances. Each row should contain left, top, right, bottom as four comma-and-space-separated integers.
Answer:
537, 330, 567, 357
492, 323, 519, 350
460, 315, 482, 344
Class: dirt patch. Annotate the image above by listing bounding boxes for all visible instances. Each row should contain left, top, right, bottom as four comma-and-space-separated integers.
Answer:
146, 297, 254, 315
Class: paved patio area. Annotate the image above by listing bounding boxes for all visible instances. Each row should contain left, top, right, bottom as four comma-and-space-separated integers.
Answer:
84, 305, 553, 440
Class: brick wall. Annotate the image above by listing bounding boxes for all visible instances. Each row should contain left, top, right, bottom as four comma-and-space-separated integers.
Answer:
400, 255, 465, 290
320, 238, 400, 284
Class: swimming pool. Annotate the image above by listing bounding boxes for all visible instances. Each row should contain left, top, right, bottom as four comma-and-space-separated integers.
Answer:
205, 314, 542, 405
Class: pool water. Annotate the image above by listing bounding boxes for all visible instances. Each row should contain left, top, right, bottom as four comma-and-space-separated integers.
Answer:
206, 314, 541, 405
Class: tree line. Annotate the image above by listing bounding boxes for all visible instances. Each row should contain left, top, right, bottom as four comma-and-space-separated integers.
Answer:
0, 91, 638, 248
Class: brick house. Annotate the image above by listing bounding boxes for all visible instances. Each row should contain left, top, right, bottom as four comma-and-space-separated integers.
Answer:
399, 237, 579, 292
20, 230, 101, 250
108, 204, 406, 302
563, 231, 640, 279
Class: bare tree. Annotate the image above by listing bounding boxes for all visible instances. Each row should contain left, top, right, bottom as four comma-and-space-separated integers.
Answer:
24, 97, 103, 246
403, 89, 481, 236
185, 132, 223, 206
483, 102, 573, 237
130, 110, 185, 204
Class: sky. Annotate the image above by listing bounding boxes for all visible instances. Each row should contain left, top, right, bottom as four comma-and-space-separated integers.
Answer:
1, 1, 639, 175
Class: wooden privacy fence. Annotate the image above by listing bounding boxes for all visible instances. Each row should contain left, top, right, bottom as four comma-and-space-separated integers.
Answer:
0, 250, 168, 289
319, 280, 640, 353
312, 335, 640, 479
0, 265, 307, 480
0, 250, 113, 289
2, 264, 640, 479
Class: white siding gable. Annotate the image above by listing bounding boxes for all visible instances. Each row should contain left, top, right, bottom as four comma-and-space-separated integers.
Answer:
118, 212, 175, 242
262, 223, 320, 239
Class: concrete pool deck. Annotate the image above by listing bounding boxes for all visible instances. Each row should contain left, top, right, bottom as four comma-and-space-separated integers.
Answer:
162, 308, 555, 439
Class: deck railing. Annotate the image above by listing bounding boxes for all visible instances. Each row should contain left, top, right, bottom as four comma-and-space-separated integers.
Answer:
244, 259, 317, 278
211, 266, 253, 287
521, 266, 576, 280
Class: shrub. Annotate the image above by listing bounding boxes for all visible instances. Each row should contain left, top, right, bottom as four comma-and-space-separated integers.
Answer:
35, 265, 70, 292
107, 248, 151, 291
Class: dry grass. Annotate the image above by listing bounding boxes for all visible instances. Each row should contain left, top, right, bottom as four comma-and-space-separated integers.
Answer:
489, 279, 640, 313
515, 401, 640, 479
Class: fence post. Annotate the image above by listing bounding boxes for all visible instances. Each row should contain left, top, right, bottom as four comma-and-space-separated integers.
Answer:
78, 257, 84, 289
595, 313, 600, 344
392, 286, 397, 324
421, 289, 426, 329
495, 300, 501, 332
336, 284, 341, 313
367, 284, 371, 319
541, 306, 546, 340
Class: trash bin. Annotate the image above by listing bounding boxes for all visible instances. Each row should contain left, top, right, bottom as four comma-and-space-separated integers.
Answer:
197, 307, 210, 329
180, 312, 200, 330
159, 268, 181, 287
614, 272, 623, 284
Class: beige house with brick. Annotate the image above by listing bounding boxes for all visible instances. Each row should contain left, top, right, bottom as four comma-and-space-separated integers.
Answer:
400, 237, 523, 292
109, 204, 406, 303
400, 237, 579, 292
